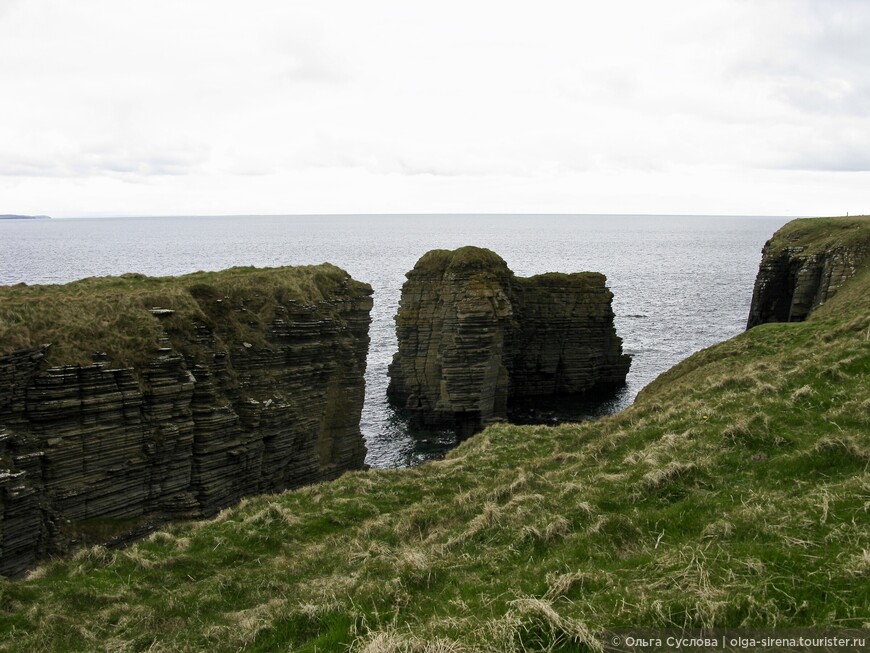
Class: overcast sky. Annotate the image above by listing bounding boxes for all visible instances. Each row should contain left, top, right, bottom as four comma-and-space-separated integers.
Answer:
1, 0, 868, 217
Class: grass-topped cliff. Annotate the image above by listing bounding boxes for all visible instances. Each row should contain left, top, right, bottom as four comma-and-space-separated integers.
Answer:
760, 214, 870, 256
747, 215, 870, 328
0, 264, 361, 369
0, 264, 373, 577
1, 218, 868, 651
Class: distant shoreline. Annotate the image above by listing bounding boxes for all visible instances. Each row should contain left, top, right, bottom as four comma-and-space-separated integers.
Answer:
0, 214, 51, 220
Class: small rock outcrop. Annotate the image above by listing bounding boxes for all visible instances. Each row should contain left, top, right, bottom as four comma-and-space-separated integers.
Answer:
747, 216, 870, 328
387, 247, 630, 436
0, 265, 372, 576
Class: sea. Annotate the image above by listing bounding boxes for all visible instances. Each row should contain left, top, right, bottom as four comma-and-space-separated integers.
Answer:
0, 214, 791, 468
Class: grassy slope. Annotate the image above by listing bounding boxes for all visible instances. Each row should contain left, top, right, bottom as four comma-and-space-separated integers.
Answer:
1, 221, 869, 652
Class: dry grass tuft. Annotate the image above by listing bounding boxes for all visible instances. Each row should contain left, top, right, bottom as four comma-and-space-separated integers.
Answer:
813, 435, 870, 462
641, 462, 698, 491
353, 629, 471, 653
710, 374, 760, 392
845, 550, 870, 577
68, 545, 117, 575
543, 570, 604, 600
701, 520, 735, 540
447, 502, 502, 549
506, 597, 603, 653
24, 565, 50, 581
790, 384, 815, 402
521, 515, 572, 544
213, 598, 288, 648
246, 502, 302, 527
721, 412, 770, 443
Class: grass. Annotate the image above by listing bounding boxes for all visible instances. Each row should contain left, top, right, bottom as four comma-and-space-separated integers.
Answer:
412, 247, 511, 275
0, 264, 367, 369
1, 219, 868, 650
513, 272, 606, 290
761, 215, 870, 257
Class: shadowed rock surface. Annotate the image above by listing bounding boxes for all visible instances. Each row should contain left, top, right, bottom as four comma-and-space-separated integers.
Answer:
747, 216, 870, 328
387, 247, 630, 437
0, 265, 372, 576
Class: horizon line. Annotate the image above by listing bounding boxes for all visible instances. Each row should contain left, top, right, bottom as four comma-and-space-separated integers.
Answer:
41, 212, 808, 220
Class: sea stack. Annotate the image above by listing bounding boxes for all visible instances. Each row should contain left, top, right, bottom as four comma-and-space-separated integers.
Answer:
387, 247, 630, 436
0, 264, 372, 576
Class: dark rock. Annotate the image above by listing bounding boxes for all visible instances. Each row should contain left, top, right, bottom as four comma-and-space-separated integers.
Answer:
0, 266, 372, 576
747, 218, 870, 328
387, 247, 630, 436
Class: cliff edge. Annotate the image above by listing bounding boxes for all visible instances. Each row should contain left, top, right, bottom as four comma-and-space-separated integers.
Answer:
747, 215, 870, 328
387, 247, 630, 436
1, 219, 868, 649
0, 265, 372, 576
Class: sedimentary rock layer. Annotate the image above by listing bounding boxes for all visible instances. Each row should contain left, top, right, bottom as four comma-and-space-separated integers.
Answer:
387, 247, 630, 435
0, 265, 372, 576
747, 217, 870, 328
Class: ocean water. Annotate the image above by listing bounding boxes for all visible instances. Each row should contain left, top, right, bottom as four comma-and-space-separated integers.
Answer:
0, 214, 790, 468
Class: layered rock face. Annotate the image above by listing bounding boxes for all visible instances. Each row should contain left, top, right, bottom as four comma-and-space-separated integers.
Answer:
387, 247, 630, 436
0, 265, 372, 576
747, 217, 870, 328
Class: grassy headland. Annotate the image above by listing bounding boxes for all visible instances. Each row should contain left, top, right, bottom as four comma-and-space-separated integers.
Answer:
1, 218, 868, 651
759, 214, 870, 257
0, 264, 359, 369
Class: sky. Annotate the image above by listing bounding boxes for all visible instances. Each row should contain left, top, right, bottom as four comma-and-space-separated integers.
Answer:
1, 0, 869, 218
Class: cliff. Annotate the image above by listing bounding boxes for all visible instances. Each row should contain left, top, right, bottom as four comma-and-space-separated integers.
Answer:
0, 265, 372, 576
387, 247, 630, 435
3, 217, 867, 651
747, 215, 870, 328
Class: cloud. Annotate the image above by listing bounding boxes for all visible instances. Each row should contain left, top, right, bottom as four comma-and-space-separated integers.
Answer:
272, 36, 351, 85
0, 1, 868, 216
0, 0, 22, 18
0, 142, 210, 179
777, 141, 870, 172
727, 0, 870, 116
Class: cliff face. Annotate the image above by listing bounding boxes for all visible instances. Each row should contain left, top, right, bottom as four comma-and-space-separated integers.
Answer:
387, 247, 630, 436
0, 265, 372, 577
747, 217, 870, 328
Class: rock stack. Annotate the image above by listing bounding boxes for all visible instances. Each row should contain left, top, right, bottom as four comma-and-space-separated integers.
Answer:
387, 247, 630, 436
0, 265, 372, 576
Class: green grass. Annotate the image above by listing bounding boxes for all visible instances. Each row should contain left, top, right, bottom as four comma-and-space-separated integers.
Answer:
0, 264, 366, 368
1, 219, 869, 651
412, 246, 511, 274
762, 215, 870, 257
513, 271, 606, 289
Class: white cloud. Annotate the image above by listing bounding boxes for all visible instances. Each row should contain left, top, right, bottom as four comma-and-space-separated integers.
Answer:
0, 0, 868, 216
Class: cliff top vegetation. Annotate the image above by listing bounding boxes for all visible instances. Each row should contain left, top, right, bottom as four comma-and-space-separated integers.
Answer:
763, 215, 870, 257
513, 271, 607, 289
412, 247, 610, 290
412, 246, 510, 275
1, 218, 868, 651
0, 264, 370, 368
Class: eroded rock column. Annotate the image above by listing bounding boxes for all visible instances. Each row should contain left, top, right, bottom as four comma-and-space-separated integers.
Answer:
387, 247, 630, 436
